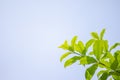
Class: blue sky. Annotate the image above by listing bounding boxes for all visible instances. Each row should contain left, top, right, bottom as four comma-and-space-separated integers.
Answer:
0, 0, 120, 80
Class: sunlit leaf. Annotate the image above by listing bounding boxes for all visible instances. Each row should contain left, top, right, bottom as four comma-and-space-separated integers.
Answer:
91, 32, 99, 39
85, 64, 98, 80
74, 41, 84, 53
86, 39, 95, 49
71, 36, 78, 50
80, 56, 97, 65
78, 41, 84, 52
60, 52, 72, 62
93, 40, 104, 60
109, 43, 120, 52
58, 40, 69, 50
102, 52, 114, 64
100, 28, 106, 40
100, 59, 110, 68
103, 40, 109, 52
64, 56, 80, 68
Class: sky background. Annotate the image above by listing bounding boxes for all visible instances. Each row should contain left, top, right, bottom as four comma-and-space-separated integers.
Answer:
0, 0, 120, 80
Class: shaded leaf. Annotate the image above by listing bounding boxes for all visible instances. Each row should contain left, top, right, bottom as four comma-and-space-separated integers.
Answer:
85, 64, 98, 80
110, 50, 120, 70
89, 51, 94, 55
112, 75, 120, 80
60, 52, 72, 62
97, 70, 107, 78
99, 72, 109, 80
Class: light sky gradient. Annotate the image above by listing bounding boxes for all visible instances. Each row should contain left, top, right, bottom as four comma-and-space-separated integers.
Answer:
0, 0, 120, 80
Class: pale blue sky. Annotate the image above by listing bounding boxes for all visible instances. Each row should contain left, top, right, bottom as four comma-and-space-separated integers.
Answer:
0, 0, 120, 80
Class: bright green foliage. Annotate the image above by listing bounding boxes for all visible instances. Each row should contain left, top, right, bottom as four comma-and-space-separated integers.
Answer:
80, 56, 97, 65
100, 28, 105, 40
93, 40, 104, 60
91, 32, 99, 39
60, 52, 72, 62
64, 56, 80, 68
58, 29, 120, 80
109, 43, 120, 52
85, 64, 98, 80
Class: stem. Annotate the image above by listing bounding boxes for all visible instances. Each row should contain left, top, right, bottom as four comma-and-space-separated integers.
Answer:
73, 52, 81, 56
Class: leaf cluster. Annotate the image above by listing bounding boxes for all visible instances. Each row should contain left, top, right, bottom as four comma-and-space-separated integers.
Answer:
58, 29, 120, 80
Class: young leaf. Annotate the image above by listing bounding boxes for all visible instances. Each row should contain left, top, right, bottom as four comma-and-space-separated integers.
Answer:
85, 39, 95, 50
80, 56, 97, 65
58, 40, 69, 50
64, 56, 80, 68
100, 29, 106, 40
60, 52, 72, 62
91, 32, 99, 39
78, 41, 84, 52
93, 40, 104, 60
74, 41, 84, 53
71, 36, 78, 50
85, 64, 98, 80
109, 43, 120, 52
103, 40, 109, 52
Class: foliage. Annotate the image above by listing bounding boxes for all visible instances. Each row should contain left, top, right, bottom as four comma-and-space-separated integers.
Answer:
58, 29, 120, 80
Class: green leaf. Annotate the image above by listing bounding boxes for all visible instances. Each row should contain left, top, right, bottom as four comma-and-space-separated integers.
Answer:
112, 75, 120, 80
85, 64, 98, 80
100, 59, 110, 68
60, 52, 72, 62
109, 43, 120, 52
80, 56, 97, 65
93, 40, 104, 60
102, 52, 114, 64
71, 36, 78, 50
110, 60, 118, 70
97, 70, 108, 78
100, 29, 106, 40
110, 50, 120, 70
91, 32, 99, 39
58, 40, 69, 50
89, 51, 94, 55
64, 56, 80, 68
78, 41, 84, 52
74, 41, 84, 53
86, 39, 95, 49
103, 40, 109, 52
99, 72, 109, 80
